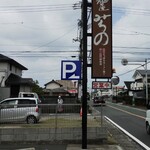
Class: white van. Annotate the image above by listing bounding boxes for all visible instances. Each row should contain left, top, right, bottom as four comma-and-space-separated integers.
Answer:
0, 97, 41, 124
18, 92, 41, 103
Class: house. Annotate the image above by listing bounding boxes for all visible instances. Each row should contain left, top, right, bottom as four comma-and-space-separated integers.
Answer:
44, 79, 77, 96
131, 70, 150, 90
124, 70, 150, 99
0, 54, 34, 99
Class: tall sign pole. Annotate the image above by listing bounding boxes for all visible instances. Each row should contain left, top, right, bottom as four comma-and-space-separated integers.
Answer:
82, 0, 87, 149
82, 0, 112, 148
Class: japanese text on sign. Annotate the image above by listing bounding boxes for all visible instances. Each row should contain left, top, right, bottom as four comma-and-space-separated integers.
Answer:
92, 0, 112, 78
92, 81, 112, 89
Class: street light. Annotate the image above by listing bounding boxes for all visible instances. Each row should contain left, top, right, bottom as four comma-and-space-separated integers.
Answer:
121, 58, 148, 106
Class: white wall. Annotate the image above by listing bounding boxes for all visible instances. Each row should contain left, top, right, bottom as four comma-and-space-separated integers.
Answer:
0, 62, 23, 87
20, 85, 32, 92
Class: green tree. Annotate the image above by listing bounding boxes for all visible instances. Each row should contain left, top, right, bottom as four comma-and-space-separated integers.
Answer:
32, 80, 44, 96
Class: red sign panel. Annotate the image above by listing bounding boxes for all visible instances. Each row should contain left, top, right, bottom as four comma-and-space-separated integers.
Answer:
92, 81, 112, 89
92, 0, 112, 78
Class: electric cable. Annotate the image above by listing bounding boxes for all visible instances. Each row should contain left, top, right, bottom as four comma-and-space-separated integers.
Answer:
117, 61, 150, 77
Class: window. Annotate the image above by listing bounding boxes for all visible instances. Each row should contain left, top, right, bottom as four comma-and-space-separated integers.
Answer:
1, 100, 16, 109
23, 94, 34, 98
10, 64, 12, 71
17, 99, 36, 107
15, 67, 17, 73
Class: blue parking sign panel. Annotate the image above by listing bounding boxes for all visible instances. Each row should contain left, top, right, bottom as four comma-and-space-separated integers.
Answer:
61, 60, 81, 80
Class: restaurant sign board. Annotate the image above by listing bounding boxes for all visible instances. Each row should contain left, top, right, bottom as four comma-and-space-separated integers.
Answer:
92, 0, 112, 78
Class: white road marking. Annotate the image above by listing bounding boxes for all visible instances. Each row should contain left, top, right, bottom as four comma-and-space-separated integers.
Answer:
105, 116, 150, 150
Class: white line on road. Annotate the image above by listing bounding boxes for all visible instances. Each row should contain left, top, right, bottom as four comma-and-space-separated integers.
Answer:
105, 116, 150, 150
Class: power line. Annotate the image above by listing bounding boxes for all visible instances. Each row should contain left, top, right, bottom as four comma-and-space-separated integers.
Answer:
117, 61, 150, 77
114, 29, 150, 36
1, 48, 150, 57
0, 50, 79, 53
114, 46, 150, 50
113, 6, 150, 16
113, 51, 150, 55
31, 25, 77, 51
0, 44, 78, 48
0, 3, 80, 13
0, 4, 73, 8
0, 3, 150, 16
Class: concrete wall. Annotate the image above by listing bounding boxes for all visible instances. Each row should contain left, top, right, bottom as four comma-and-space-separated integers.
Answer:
0, 127, 107, 142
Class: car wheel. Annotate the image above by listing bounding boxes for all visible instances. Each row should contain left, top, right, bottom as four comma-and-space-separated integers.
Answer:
146, 122, 150, 135
27, 116, 37, 124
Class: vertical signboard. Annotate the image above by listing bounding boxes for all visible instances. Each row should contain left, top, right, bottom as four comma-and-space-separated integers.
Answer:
92, 0, 112, 78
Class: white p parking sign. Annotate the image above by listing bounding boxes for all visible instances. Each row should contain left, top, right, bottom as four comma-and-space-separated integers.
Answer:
61, 61, 81, 80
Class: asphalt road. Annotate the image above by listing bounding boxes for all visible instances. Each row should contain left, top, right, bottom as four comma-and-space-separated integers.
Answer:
97, 102, 150, 148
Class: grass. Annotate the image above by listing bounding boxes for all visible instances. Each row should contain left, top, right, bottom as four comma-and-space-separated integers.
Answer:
0, 116, 102, 128
21, 117, 101, 128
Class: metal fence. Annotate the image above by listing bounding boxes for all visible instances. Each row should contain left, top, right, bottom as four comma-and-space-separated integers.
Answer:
0, 103, 106, 142
0, 103, 104, 125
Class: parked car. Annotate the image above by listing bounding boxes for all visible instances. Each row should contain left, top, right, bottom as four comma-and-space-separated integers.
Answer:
18, 92, 41, 103
93, 96, 106, 106
146, 110, 150, 134
0, 97, 41, 124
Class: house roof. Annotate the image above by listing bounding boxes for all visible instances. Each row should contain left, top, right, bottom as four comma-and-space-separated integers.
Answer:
56, 80, 75, 88
132, 70, 150, 78
44, 79, 62, 87
5, 73, 34, 86
51, 87, 69, 93
0, 54, 27, 70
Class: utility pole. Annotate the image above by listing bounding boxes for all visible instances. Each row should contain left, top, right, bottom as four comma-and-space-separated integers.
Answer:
145, 59, 148, 106
82, 0, 87, 149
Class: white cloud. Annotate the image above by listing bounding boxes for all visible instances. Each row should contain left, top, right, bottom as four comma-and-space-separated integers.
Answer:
112, 0, 150, 85
0, 0, 150, 87
0, 0, 80, 86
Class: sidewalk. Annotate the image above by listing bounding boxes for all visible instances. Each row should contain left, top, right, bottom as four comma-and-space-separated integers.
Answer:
66, 144, 123, 150
0, 144, 123, 150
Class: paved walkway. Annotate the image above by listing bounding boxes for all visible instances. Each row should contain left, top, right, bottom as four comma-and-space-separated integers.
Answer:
66, 144, 123, 150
